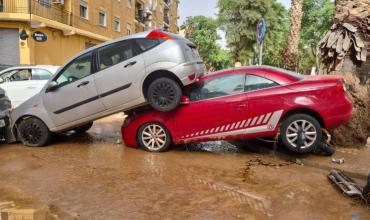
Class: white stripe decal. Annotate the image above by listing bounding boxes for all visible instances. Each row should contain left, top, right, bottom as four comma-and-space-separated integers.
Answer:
263, 113, 272, 124
250, 117, 258, 126
225, 124, 230, 131
257, 115, 265, 125
181, 110, 284, 142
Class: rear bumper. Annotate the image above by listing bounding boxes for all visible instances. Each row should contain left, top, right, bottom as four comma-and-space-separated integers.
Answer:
177, 61, 205, 86
324, 94, 353, 129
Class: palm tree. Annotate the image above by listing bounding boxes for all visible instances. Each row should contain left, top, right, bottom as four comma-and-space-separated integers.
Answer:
319, 0, 370, 147
285, 0, 303, 70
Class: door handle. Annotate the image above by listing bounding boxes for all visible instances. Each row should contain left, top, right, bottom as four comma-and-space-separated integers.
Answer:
77, 81, 90, 88
236, 104, 247, 109
124, 61, 137, 68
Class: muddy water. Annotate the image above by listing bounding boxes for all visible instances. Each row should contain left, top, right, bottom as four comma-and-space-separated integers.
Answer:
0, 115, 368, 220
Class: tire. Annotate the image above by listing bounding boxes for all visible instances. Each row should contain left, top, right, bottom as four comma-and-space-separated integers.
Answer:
137, 123, 171, 152
73, 122, 93, 133
313, 142, 336, 156
17, 117, 52, 147
147, 78, 182, 112
280, 114, 322, 154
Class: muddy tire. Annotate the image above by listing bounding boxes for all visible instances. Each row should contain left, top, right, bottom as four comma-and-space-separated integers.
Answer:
137, 123, 171, 152
73, 122, 93, 133
147, 78, 182, 112
17, 117, 52, 147
280, 114, 322, 154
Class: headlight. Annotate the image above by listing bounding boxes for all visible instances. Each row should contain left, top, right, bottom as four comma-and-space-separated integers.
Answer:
0, 119, 6, 128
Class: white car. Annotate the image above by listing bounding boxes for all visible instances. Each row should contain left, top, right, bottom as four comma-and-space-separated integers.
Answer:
0, 66, 59, 108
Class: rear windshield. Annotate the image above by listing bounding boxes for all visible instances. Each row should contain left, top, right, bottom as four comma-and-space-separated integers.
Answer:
134, 38, 162, 52
276, 67, 304, 80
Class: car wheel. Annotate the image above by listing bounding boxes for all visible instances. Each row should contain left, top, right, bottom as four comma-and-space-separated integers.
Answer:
147, 78, 182, 112
17, 117, 52, 147
137, 123, 171, 152
73, 122, 93, 133
280, 114, 322, 154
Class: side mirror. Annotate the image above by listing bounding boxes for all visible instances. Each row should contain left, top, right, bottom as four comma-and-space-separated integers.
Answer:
46, 81, 58, 92
180, 96, 190, 105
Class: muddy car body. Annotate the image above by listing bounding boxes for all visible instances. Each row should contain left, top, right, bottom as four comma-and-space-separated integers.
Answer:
122, 66, 353, 154
11, 30, 204, 147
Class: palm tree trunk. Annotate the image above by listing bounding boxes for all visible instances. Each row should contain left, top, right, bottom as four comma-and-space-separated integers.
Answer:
321, 0, 370, 146
285, 0, 303, 70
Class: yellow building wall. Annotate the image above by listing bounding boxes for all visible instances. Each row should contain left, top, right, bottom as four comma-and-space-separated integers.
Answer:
30, 26, 102, 65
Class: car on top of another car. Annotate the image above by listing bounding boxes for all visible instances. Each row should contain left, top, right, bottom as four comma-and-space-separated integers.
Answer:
121, 65, 352, 154
10, 30, 204, 147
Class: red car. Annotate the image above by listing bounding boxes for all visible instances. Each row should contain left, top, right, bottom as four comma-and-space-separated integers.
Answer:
121, 66, 352, 154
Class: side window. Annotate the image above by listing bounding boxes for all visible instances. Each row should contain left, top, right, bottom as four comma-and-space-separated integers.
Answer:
98, 40, 138, 71
135, 39, 161, 52
2, 69, 32, 82
32, 69, 52, 80
189, 74, 245, 101
245, 75, 279, 92
56, 52, 92, 87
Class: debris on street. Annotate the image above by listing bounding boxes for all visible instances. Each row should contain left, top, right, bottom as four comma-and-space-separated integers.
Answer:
332, 157, 345, 164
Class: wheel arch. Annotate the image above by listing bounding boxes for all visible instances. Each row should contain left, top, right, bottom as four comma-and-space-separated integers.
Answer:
142, 70, 183, 98
12, 115, 48, 140
281, 108, 325, 128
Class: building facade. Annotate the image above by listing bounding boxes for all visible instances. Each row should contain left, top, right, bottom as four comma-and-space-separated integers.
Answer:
0, 0, 179, 67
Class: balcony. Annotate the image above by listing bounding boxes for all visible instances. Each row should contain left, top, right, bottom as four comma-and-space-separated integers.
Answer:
0, 0, 72, 26
135, 1, 145, 24
164, 0, 171, 7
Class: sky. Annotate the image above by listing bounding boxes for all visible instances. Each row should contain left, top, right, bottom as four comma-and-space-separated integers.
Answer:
179, 0, 291, 25
179, 0, 291, 48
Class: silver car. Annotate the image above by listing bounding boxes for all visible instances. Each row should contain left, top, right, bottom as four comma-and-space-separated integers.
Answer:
11, 30, 204, 147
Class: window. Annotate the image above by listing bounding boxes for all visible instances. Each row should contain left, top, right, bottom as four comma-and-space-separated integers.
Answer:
0, 69, 32, 82
39, 0, 51, 7
245, 75, 279, 92
99, 11, 106, 26
0, 0, 3, 12
80, 1, 88, 19
32, 69, 52, 80
189, 74, 246, 101
127, 0, 132, 8
135, 39, 161, 52
56, 52, 92, 87
126, 23, 132, 35
98, 40, 139, 71
114, 17, 121, 32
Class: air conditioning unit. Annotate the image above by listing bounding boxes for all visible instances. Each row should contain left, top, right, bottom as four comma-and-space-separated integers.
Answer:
52, 0, 64, 4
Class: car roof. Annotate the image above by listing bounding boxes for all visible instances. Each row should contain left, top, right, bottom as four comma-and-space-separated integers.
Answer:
0, 65, 60, 75
202, 65, 303, 85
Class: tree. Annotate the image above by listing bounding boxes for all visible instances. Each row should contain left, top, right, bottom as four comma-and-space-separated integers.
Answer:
318, 0, 370, 146
298, 0, 334, 73
217, 0, 288, 66
181, 16, 231, 71
285, 0, 303, 70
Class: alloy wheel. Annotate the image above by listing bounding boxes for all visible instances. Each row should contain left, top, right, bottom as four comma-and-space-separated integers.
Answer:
141, 124, 167, 151
286, 119, 317, 149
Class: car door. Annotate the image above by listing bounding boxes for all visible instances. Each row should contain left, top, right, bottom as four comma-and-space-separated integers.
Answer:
43, 51, 106, 127
0, 68, 34, 107
173, 74, 248, 141
244, 74, 284, 134
93, 39, 145, 109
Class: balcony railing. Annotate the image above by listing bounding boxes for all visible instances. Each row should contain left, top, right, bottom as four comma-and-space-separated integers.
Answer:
0, 0, 72, 26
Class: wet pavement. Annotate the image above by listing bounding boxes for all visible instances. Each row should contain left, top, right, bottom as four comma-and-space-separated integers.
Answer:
0, 114, 369, 220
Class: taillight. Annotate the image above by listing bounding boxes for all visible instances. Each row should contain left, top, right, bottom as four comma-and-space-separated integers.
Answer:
188, 73, 196, 81
146, 30, 174, 40
334, 82, 346, 93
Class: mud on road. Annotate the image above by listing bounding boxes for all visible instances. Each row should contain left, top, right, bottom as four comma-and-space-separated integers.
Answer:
0, 114, 368, 220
